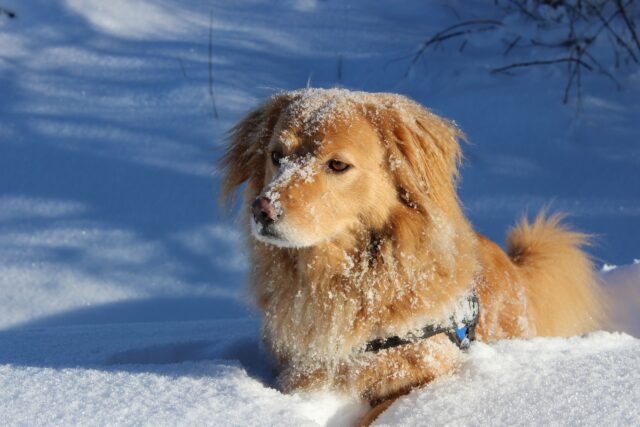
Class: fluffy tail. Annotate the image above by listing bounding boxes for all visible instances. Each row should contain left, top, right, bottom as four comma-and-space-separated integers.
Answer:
507, 213, 605, 336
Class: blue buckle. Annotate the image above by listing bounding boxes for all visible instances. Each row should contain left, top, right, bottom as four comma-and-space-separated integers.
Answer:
455, 325, 467, 342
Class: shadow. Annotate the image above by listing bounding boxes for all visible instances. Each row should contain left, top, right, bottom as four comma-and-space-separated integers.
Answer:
0, 296, 274, 385
103, 335, 275, 384
16, 295, 254, 328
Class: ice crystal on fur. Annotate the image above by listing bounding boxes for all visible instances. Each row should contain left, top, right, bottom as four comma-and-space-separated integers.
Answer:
277, 88, 439, 139
388, 155, 402, 171
282, 88, 366, 135
264, 154, 317, 215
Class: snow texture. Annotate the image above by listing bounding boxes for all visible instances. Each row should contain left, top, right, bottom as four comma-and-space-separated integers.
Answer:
0, 321, 638, 426
0, 319, 368, 427
376, 333, 640, 426
0, 0, 639, 425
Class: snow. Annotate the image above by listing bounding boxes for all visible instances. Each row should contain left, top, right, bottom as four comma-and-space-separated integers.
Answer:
376, 333, 640, 426
0, 322, 636, 426
0, 319, 368, 427
0, 0, 639, 425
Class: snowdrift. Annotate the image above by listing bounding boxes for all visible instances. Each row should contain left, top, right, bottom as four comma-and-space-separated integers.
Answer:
0, 320, 638, 426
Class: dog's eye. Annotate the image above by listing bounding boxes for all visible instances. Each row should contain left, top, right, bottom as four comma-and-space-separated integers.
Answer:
271, 151, 283, 166
328, 159, 350, 173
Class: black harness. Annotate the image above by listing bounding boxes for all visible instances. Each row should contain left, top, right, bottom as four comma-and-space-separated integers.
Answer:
364, 292, 480, 353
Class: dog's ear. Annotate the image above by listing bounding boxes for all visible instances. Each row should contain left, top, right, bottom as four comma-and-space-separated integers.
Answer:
218, 94, 292, 203
372, 100, 464, 211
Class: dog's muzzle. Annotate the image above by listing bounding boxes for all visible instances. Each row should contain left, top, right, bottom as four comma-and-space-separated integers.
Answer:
252, 196, 279, 229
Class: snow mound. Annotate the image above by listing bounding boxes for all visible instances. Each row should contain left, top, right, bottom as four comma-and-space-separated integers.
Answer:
0, 319, 367, 426
0, 320, 637, 426
376, 332, 640, 426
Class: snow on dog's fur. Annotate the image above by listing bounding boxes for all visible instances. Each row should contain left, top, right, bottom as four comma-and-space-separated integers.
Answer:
219, 88, 604, 422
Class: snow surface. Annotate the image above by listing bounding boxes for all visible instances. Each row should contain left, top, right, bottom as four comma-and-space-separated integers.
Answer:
0, 0, 639, 425
0, 321, 637, 426
376, 333, 640, 426
0, 319, 368, 427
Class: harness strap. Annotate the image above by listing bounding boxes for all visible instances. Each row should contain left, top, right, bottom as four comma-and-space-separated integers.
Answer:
364, 291, 480, 353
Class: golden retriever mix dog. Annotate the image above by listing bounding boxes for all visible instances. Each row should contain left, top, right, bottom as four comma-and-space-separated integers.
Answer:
219, 88, 604, 424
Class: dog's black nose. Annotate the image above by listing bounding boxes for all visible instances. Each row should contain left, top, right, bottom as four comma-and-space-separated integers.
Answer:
252, 196, 278, 227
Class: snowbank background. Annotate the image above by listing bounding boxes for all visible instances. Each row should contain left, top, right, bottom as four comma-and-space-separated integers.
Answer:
0, 0, 638, 425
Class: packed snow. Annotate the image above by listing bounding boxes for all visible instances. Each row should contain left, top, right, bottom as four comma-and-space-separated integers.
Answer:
0, 0, 639, 425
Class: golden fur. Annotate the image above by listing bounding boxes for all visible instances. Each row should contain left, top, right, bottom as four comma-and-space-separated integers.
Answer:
219, 88, 604, 422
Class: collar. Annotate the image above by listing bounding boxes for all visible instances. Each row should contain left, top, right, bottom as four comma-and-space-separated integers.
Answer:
364, 291, 480, 353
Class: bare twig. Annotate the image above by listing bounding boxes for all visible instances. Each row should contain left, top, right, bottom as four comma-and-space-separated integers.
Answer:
563, 60, 580, 104
615, 0, 640, 51
507, 0, 541, 21
589, 9, 621, 40
585, 0, 638, 63
407, 0, 638, 103
563, 1, 590, 22
406, 20, 502, 76
504, 36, 521, 56
530, 38, 581, 49
208, 11, 219, 120
606, 30, 621, 68
576, 51, 583, 107
491, 57, 593, 73
383, 52, 418, 71
582, 48, 621, 89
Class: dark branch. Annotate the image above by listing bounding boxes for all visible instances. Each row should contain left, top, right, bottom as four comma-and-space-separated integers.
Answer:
563, 60, 580, 104
459, 39, 468, 53
585, 0, 638, 63
504, 36, 521, 56
615, 0, 640, 51
404, 1, 638, 103
406, 20, 502, 76
491, 57, 593, 73
582, 48, 621, 89
507, 0, 541, 21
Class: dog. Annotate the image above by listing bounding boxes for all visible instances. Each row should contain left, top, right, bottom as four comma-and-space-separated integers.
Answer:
219, 88, 604, 424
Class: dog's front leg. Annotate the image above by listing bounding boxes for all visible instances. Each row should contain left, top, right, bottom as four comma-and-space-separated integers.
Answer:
357, 395, 401, 427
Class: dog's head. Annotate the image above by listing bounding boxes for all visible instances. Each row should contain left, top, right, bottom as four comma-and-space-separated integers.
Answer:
220, 89, 464, 248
